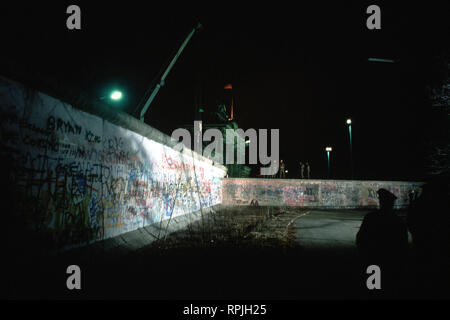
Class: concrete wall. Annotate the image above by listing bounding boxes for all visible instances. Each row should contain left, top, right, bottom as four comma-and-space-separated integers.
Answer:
0, 76, 227, 250
222, 178, 422, 208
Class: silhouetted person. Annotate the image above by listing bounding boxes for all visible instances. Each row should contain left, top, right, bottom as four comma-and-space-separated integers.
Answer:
356, 189, 408, 297
279, 160, 286, 178
300, 162, 305, 179
306, 162, 310, 179
407, 175, 450, 297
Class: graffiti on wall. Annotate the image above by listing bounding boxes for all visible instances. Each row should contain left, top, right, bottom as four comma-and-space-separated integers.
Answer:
0, 77, 226, 248
222, 179, 422, 208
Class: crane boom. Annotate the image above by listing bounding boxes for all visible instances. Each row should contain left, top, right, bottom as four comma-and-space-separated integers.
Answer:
139, 22, 202, 122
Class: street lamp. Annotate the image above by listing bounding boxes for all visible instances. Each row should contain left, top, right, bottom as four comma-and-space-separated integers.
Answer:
346, 118, 354, 179
110, 90, 122, 100
368, 58, 395, 63
100, 90, 123, 102
326, 147, 332, 178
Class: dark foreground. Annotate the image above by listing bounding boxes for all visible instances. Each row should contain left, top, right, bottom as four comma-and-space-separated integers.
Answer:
3, 208, 449, 300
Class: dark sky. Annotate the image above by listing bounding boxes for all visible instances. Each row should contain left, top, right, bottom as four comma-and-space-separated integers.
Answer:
1, 1, 449, 180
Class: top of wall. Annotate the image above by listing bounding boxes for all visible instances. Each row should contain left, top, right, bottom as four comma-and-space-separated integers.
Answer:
224, 178, 424, 184
0, 75, 227, 172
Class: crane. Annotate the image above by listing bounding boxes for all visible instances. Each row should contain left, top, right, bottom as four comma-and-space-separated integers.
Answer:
136, 22, 203, 122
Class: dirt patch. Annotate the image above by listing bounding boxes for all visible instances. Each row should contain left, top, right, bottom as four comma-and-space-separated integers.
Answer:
135, 206, 307, 255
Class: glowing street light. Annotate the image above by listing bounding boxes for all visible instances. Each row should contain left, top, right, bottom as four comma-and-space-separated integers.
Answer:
326, 147, 332, 178
346, 118, 354, 179
100, 90, 123, 103
110, 90, 123, 100
368, 58, 395, 63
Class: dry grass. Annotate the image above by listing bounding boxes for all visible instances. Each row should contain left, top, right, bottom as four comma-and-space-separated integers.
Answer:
139, 206, 306, 254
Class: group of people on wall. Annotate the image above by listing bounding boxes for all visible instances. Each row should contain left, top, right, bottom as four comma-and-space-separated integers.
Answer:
265, 160, 311, 179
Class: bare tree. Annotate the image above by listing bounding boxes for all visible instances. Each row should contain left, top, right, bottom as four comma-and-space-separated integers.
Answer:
425, 51, 450, 176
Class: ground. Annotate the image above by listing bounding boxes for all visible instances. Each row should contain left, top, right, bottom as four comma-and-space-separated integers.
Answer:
4, 207, 448, 300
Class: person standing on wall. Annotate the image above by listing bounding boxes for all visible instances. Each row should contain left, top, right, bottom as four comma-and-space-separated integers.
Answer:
300, 162, 305, 179
306, 162, 310, 179
280, 160, 286, 179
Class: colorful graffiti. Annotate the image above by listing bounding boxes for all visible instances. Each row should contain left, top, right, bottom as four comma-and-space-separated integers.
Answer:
0, 76, 226, 248
222, 179, 422, 208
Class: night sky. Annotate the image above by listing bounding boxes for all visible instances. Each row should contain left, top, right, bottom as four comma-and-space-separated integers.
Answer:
1, 1, 449, 180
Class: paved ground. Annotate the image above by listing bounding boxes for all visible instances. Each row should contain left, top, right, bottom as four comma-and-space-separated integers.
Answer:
293, 210, 366, 248
256, 209, 371, 299
5, 208, 447, 300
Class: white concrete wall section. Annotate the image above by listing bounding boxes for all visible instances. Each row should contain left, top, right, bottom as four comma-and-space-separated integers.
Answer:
223, 178, 423, 208
0, 76, 227, 249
